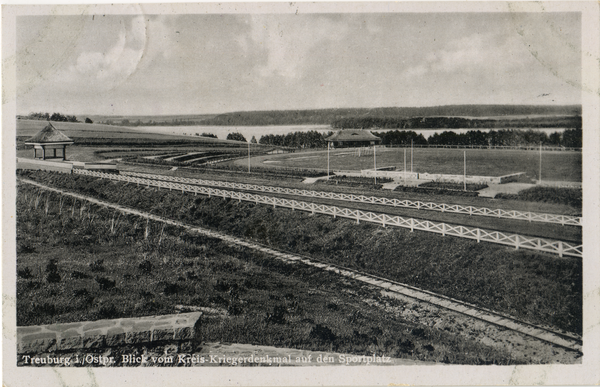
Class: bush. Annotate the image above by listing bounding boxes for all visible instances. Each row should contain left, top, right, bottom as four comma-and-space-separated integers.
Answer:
138, 260, 153, 274
95, 276, 116, 290
309, 324, 337, 343
89, 259, 105, 272
45, 259, 60, 283
17, 267, 33, 279
163, 283, 181, 295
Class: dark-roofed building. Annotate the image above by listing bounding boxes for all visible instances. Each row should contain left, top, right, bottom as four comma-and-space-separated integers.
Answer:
24, 123, 74, 160
325, 129, 382, 148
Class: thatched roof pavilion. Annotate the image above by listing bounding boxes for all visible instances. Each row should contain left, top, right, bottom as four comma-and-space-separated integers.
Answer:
24, 123, 74, 160
325, 129, 381, 148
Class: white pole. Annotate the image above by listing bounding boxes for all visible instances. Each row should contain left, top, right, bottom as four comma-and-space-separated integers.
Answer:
539, 142, 542, 184
248, 141, 251, 173
463, 150, 466, 191
374, 144, 377, 185
327, 142, 330, 178
411, 139, 413, 173
404, 147, 407, 182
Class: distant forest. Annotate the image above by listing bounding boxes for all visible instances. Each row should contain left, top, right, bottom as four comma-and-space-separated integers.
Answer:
21, 105, 582, 128
198, 105, 582, 126
260, 128, 582, 149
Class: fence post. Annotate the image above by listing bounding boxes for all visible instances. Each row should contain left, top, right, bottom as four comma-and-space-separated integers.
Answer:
515, 235, 520, 250
558, 241, 564, 257
356, 212, 360, 224
442, 223, 446, 236
410, 218, 414, 232
528, 212, 532, 223
476, 229, 480, 243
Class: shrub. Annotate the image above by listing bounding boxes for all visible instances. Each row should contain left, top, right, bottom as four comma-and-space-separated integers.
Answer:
138, 260, 153, 274
95, 276, 116, 290
17, 267, 33, 279
309, 324, 337, 342
89, 259, 105, 272
164, 283, 181, 295
265, 305, 287, 324
45, 259, 60, 283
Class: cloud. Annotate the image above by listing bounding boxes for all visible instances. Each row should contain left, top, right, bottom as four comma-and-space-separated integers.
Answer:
68, 15, 147, 89
250, 15, 350, 79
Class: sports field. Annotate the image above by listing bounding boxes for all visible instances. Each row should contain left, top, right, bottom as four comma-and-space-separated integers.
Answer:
250, 147, 582, 182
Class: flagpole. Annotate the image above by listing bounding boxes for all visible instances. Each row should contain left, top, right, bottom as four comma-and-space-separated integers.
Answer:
327, 142, 330, 179
539, 142, 542, 184
373, 144, 377, 185
463, 150, 466, 191
404, 147, 406, 183
411, 139, 413, 173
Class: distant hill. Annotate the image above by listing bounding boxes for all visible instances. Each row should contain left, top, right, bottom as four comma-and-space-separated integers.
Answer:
193, 105, 582, 126
32, 105, 581, 127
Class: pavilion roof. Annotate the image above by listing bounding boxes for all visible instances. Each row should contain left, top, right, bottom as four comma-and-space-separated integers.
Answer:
25, 123, 73, 144
326, 129, 381, 142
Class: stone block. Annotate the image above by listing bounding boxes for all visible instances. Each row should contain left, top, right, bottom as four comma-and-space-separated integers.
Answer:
47, 322, 83, 332
18, 326, 43, 334
20, 337, 57, 354
151, 328, 175, 342
20, 332, 57, 342
174, 327, 193, 340
82, 333, 104, 349
58, 336, 83, 351
105, 328, 127, 347
131, 321, 155, 331
82, 320, 116, 331
125, 330, 151, 344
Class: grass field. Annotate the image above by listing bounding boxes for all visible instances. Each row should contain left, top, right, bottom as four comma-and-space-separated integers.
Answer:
249, 148, 582, 182
16, 120, 229, 143
18, 171, 582, 335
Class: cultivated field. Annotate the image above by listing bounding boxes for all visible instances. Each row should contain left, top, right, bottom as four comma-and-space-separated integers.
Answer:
246, 148, 582, 182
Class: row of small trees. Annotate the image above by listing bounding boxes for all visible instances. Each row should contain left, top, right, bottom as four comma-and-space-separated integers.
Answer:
422, 128, 582, 148
24, 112, 94, 124
224, 128, 582, 148
258, 131, 333, 148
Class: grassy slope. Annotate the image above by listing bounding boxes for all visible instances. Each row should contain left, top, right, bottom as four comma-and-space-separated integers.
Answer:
16, 184, 518, 365
17, 171, 582, 334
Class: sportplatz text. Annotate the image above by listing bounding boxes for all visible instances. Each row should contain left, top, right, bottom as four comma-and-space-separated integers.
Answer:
20, 353, 392, 366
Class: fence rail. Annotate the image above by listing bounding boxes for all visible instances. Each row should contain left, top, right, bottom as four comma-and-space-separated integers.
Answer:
73, 169, 582, 258
119, 171, 581, 227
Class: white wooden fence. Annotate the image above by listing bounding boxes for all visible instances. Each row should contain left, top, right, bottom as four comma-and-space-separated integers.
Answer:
73, 169, 582, 258
119, 171, 581, 227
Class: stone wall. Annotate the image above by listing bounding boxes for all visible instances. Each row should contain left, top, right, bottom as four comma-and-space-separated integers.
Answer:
17, 312, 201, 354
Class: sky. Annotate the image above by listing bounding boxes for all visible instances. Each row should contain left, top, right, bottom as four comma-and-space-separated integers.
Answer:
16, 12, 581, 116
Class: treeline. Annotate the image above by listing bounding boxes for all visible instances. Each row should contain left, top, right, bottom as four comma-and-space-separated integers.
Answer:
24, 112, 80, 123
372, 128, 582, 148
252, 128, 581, 149
333, 115, 582, 130
197, 105, 581, 126
106, 118, 203, 126
259, 131, 333, 148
